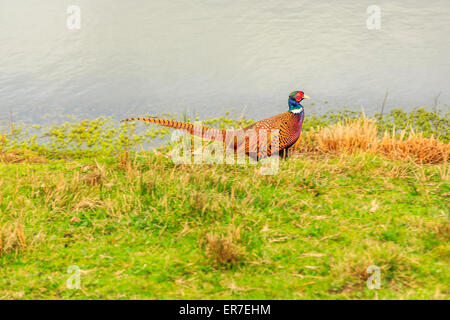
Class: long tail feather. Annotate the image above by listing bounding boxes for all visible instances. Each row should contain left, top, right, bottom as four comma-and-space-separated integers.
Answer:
121, 117, 227, 142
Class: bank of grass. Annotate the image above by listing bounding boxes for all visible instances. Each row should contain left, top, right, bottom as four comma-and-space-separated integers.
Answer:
1, 107, 449, 160
0, 109, 449, 299
0, 150, 448, 299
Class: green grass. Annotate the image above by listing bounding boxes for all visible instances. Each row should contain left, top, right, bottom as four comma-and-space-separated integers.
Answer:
0, 152, 448, 299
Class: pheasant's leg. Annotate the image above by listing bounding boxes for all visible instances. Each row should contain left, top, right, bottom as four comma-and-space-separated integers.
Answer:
280, 147, 291, 160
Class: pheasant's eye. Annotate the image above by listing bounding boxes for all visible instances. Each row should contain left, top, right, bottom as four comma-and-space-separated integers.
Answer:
294, 92, 303, 102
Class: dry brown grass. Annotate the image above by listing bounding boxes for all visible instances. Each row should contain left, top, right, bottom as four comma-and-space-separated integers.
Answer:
0, 222, 26, 256
379, 132, 449, 164
81, 162, 106, 187
328, 241, 419, 295
118, 150, 131, 171
202, 226, 245, 267
0, 149, 47, 164
294, 118, 449, 164
0, 134, 6, 149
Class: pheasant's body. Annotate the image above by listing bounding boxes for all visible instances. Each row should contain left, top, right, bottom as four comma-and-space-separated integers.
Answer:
122, 111, 304, 159
122, 91, 310, 160
242, 111, 304, 157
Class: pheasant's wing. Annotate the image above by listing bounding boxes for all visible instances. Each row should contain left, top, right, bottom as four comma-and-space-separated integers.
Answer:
240, 112, 301, 158
238, 113, 285, 158
242, 113, 283, 131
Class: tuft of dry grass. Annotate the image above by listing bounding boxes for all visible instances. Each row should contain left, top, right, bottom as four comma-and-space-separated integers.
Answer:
0, 134, 6, 149
82, 162, 106, 187
0, 222, 26, 256
294, 118, 449, 164
329, 241, 419, 295
316, 119, 378, 154
203, 226, 245, 268
379, 132, 449, 164
0, 149, 47, 164
118, 150, 131, 171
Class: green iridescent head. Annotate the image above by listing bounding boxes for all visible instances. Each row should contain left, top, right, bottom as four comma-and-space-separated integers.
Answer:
288, 91, 310, 112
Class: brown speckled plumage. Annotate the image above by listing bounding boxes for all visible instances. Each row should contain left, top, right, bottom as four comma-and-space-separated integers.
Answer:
122, 91, 310, 159
240, 111, 304, 158
122, 110, 304, 160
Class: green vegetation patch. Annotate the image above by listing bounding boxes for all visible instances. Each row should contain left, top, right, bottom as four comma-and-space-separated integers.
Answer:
0, 153, 448, 299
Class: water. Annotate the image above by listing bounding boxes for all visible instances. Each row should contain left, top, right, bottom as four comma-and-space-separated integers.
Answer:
0, 0, 449, 124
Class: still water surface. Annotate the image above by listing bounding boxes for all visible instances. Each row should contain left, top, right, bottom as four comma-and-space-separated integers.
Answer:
0, 0, 449, 123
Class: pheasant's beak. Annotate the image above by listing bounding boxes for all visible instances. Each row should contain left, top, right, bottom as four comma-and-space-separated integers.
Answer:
303, 94, 310, 100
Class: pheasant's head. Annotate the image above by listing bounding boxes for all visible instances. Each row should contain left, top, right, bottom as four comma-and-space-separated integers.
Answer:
288, 91, 310, 113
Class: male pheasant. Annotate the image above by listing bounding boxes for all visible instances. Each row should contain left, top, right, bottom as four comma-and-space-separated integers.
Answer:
122, 91, 310, 160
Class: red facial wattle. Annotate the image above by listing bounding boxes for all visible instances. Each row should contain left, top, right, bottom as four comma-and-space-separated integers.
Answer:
294, 92, 304, 102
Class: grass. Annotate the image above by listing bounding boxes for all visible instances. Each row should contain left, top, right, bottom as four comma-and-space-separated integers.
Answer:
0, 151, 448, 299
294, 118, 449, 164
0, 111, 449, 299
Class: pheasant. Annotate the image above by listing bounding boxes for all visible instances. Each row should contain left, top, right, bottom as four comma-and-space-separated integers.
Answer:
122, 91, 310, 160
